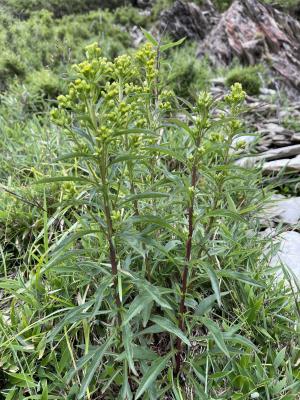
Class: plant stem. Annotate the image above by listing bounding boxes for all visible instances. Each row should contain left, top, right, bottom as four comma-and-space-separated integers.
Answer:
99, 148, 122, 325
175, 163, 197, 375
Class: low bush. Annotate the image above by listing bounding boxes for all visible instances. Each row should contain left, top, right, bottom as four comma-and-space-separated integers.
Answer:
162, 43, 213, 99
0, 52, 26, 90
0, 38, 299, 399
26, 69, 63, 100
114, 6, 149, 27
0, 0, 133, 18
0, 9, 133, 94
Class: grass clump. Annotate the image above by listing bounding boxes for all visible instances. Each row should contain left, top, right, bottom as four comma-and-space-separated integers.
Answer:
0, 0, 130, 18
0, 9, 132, 97
226, 65, 262, 96
0, 37, 299, 399
162, 43, 213, 99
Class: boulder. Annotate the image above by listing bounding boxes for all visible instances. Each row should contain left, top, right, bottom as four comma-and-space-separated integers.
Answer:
269, 231, 300, 285
263, 154, 300, 173
157, 0, 217, 41
262, 195, 300, 226
197, 0, 300, 94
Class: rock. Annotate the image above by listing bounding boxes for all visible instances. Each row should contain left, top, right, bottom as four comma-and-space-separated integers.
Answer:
292, 133, 300, 142
263, 154, 300, 173
136, 0, 153, 8
269, 231, 300, 284
197, 0, 300, 94
259, 144, 300, 160
131, 25, 145, 47
262, 195, 300, 225
157, 0, 217, 41
263, 123, 285, 134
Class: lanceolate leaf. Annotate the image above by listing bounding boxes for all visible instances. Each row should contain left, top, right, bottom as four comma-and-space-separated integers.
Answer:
78, 335, 115, 399
204, 265, 221, 307
135, 352, 173, 400
195, 292, 230, 316
201, 317, 230, 358
123, 324, 138, 376
151, 315, 191, 346
122, 294, 152, 326
160, 37, 186, 52
217, 270, 264, 287
121, 192, 169, 204
141, 28, 158, 46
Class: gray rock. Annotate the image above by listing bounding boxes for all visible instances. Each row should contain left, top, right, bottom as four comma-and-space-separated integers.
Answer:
197, 0, 300, 96
157, 0, 217, 41
269, 231, 300, 284
259, 144, 300, 161
263, 155, 300, 173
292, 133, 300, 142
263, 123, 285, 135
262, 195, 300, 225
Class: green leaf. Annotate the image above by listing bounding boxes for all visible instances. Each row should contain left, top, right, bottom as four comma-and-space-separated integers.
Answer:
113, 127, 157, 138
7, 372, 36, 388
110, 153, 151, 165
151, 315, 191, 346
226, 193, 237, 213
135, 352, 173, 399
205, 209, 245, 222
160, 37, 186, 52
129, 215, 185, 240
166, 118, 194, 136
217, 270, 264, 288
122, 294, 152, 326
195, 292, 229, 316
36, 176, 95, 185
120, 361, 133, 400
121, 192, 169, 204
78, 336, 114, 399
201, 317, 230, 358
204, 265, 221, 307
141, 28, 158, 46
142, 283, 172, 310
47, 303, 93, 342
274, 347, 286, 369
123, 324, 138, 376
142, 145, 185, 162
55, 152, 96, 162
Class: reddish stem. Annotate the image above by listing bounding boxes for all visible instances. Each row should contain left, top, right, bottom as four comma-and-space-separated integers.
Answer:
175, 164, 197, 375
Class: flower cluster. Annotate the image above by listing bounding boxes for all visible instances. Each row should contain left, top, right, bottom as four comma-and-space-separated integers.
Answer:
197, 91, 213, 113
135, 42, 157, 82
51, 42, 160, 148
225, 82, 246, 105
158, 89, 174, 111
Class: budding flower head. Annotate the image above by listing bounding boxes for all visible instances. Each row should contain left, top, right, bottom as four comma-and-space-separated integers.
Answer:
210, 131, 224, 142
85, 42, 101, 60
225, 82, 246, 105
197, 145, 206, 157
236, 139, 246, 150
197, 91, 213, 112
230, 119, 242, 131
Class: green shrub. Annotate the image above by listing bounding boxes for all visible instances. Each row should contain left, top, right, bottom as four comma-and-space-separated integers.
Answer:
26, 69, 63, 99
1, 39, 299, 399
0, 9, 133, 92
226, 66, 262, 95
114, 6, 148, 27
1, 0, 132, 18
162, 43, 212, 99
0, 51, 26, 89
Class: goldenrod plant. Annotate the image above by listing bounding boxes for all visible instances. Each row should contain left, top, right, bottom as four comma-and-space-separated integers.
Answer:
0, 36, 299, 399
